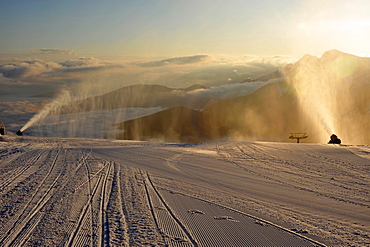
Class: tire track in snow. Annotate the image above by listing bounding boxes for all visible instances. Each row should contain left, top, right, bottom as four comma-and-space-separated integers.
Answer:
66, 149, 99, 247
99, 161, 113, 246
214, 142, 368, 246
66, 160, 113, 247
0, 150, 43, 192
0, 146, 25, 161
67, 158, 98, 247
106, 162, 129, 246
233, 142, 370, 207
216, 143, 269, 180
1, 148, 63, 247
142, 170, 197, 247
116, 166, 165, 246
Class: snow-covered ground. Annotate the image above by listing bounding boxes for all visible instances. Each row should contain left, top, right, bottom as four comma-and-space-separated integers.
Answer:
0, 136, 369, 246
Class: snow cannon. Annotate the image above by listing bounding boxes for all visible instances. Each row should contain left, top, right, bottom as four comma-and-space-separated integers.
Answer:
16, 130, 23, 136
328, 134, 341, 144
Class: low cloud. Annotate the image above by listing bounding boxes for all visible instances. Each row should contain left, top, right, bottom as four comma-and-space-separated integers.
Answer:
60, 57, 124, 73
0, 54, 290, 85
0, 59, 62, 79
0, 54, 291, 105
60, 57, 104, 67
34, 48, 78, 55
188, 77, 283, 100
217, 55, 296, 67
140, 55, 212, 67
0, 100, 45, 115
0, 57, 124, 79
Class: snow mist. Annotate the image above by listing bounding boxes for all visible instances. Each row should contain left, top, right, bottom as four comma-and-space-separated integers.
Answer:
284, 50, 368, 144
21, 89, 73, 132
19, 79, 111, 137
20, 80, 163, 139
284, 55, 336, 141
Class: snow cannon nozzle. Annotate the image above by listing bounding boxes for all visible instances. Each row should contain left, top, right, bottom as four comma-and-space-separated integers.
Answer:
16, 130, 23, 136
328, 134, 341, 144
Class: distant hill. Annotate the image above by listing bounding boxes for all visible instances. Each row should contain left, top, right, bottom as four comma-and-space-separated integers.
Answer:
116, 106, 209, 143
182, 84, 207, 91
116, 81, 301, 142
202, 81, 301, 141
60, 84, 212, 114
60, 76, 275, 114
240, 70, 283, 83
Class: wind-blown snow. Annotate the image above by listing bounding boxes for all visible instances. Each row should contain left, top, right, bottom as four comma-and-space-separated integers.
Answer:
25, 107, 165, 139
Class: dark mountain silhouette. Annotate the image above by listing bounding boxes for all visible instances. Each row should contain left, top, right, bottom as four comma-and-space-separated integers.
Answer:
182, 84, 207, 91
60, 70, 283, 115
116, 81, 302, 143
116, 106, 210, 143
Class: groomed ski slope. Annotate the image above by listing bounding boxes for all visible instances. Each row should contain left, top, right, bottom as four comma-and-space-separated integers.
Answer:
0, 136, 369, 246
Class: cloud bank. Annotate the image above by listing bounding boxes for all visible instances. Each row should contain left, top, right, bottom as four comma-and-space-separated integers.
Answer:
0, 59, 62, 79
0, 57, 123, 79
0, 53, 291, 88
0, 53, 293, 107
34, 48, 78, 55
139, 55, 212, 67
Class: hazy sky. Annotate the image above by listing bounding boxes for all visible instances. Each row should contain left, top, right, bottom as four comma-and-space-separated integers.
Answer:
1, 0, 370, 59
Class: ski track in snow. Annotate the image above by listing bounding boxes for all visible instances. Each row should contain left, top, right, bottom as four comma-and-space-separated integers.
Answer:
0, 136, 369, 246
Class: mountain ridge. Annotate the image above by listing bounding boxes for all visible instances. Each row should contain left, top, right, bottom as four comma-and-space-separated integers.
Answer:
115, 50, 370, 144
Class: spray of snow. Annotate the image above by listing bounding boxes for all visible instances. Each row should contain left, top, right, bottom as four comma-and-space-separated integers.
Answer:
284, 55, 336, 138
283, 51, 365, 143
21, 89, 73, 132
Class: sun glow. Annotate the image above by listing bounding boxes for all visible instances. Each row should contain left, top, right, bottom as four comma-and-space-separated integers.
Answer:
290, 0, 370, 56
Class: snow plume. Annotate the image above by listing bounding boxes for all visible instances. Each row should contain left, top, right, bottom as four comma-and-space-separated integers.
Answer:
18, 77, 160, 138
283, 50, 370, 144
19, 76, 113, 133
21, 89, 73, 132
284, 54, 336, 140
